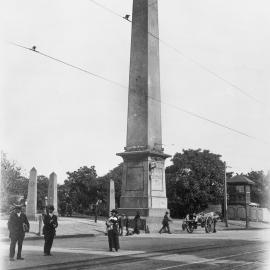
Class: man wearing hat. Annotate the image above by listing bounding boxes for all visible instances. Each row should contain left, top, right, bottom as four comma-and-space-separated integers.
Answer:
8, 204, 29, 261
106, 209, 120, 251
43, 205, 58, 256
159, 211, 172, 234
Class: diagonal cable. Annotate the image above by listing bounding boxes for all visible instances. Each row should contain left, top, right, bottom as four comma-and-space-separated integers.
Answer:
88, 0, 266, 106
10, 41, 269, 145
9, 42, 127, 89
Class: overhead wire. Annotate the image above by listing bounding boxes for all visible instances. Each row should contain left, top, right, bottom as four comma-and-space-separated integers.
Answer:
9, 42, 127, 89
87, 0, 124, 19
88, 0, 266, 106
10, 42, 269, 145
147, 95, 263, 142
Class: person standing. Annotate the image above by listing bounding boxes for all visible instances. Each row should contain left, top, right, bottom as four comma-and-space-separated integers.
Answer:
124, 214, 130, 236
43, 205, 58, 256
118, 214, 124, 236
133, 211, 140, 234
159, 211, 172, 234
106, 209, 120, 252
8, 204, 29, 261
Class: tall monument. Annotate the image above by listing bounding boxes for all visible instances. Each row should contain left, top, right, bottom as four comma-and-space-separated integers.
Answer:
26, 167, 37, 220
48, 172, 58, 214
117, 0, 170, 229
108, 179, 116, 215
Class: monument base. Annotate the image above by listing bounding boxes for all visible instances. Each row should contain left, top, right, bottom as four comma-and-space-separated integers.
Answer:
117, 208, 169, 233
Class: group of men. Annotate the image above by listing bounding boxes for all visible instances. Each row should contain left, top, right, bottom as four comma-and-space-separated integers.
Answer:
8, 204, 58, 261
105, 209, 173, 252
8, 205, 172, 259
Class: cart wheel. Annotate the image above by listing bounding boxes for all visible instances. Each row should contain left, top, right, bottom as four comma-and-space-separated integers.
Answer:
186, 224, 194, 233
205, 217, 213, 233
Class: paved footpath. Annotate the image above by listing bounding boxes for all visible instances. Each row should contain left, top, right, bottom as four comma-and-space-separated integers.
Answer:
1, 216, 270, 241
0, 217, 106, 241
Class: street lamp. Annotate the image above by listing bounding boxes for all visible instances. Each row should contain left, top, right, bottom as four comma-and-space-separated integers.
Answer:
45, 196, 48, 207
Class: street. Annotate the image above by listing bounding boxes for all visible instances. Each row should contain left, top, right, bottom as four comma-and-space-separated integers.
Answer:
1, 229, 270, 270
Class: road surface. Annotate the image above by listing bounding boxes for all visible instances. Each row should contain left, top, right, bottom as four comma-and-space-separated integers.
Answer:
1, 229, 270, 270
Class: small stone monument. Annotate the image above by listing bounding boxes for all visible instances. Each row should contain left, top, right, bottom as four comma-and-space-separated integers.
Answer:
26, 167, 37, 220
108, 179, 115, 216
48, 172, 58, 214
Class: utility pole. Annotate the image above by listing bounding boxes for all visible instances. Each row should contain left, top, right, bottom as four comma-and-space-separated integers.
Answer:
244, 185, 249, 229
224, 162, 228, 227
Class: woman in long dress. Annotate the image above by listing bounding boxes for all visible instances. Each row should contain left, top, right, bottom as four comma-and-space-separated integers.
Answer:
106, 209, 120, 252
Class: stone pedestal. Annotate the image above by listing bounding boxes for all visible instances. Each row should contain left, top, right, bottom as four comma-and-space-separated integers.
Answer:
117, 1, 170, 232
48, 172, 58, 215
26, 167, 37, 220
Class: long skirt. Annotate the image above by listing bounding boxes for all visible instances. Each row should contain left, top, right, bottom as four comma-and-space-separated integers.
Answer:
107, 230, 120, 251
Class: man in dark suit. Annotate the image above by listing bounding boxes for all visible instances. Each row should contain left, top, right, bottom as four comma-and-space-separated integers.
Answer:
8, 204, 29, 261
43, 205, 58, 256
159, 211, 172, 234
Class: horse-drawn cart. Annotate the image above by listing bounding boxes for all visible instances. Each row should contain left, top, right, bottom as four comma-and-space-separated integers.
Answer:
182, 212, 218, 233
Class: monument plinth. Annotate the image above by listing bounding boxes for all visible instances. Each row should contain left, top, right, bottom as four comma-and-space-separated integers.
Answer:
117, 0, 170, 231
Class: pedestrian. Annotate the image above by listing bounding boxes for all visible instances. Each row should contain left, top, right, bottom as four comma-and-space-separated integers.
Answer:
133, 211, 140, 234
43, 205, 58, 256
118, 214, 124, 236
159, 211, 172, 234
8, 204, 29, 261
124, 214, 130, 235
106, 209, 120, 252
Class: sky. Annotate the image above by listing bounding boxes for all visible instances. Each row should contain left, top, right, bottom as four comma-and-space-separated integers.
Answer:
1, 0, 270, 184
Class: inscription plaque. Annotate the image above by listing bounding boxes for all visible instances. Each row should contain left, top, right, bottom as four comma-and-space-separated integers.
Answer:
151, 168, 163, 191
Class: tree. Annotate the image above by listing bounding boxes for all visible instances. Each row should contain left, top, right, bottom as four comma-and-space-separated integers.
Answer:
245, 170, 270, 208
166, 149, 226, 218
1, 153, 28, 211
97, 163, 123, 208
37, 175, 49, 210
63, 166, 98, 211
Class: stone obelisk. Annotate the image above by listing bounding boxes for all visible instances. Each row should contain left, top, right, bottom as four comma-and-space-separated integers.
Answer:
117, 0, 170, 230
26, 167, 37, 220
108, 179, 116, 216
48, 172, 58, 214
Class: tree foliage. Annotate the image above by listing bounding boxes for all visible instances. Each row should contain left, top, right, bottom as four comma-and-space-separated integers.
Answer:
97, 163, 123, 208
62, 166, 98, 211
245, 170, 270, 208
166, 149, 226, 217
1, 154, 28, 210
58, 163, 123, 215
37, 175, 49, 210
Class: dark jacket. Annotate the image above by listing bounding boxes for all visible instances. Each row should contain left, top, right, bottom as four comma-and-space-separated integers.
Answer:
162, 214, 171, 226
8, 212, 29, 238
106, 216, 119, 233
43, 214, 58, 235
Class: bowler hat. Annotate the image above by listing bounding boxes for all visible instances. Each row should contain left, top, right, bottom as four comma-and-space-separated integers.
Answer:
48, 205, 55, 211
111, 209, 117, 213
13, 204, 23, 210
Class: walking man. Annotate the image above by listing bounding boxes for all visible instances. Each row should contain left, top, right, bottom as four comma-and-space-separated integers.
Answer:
8, 204, 29, 261
159, 211, 172, 234
43, 205, 58, 256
